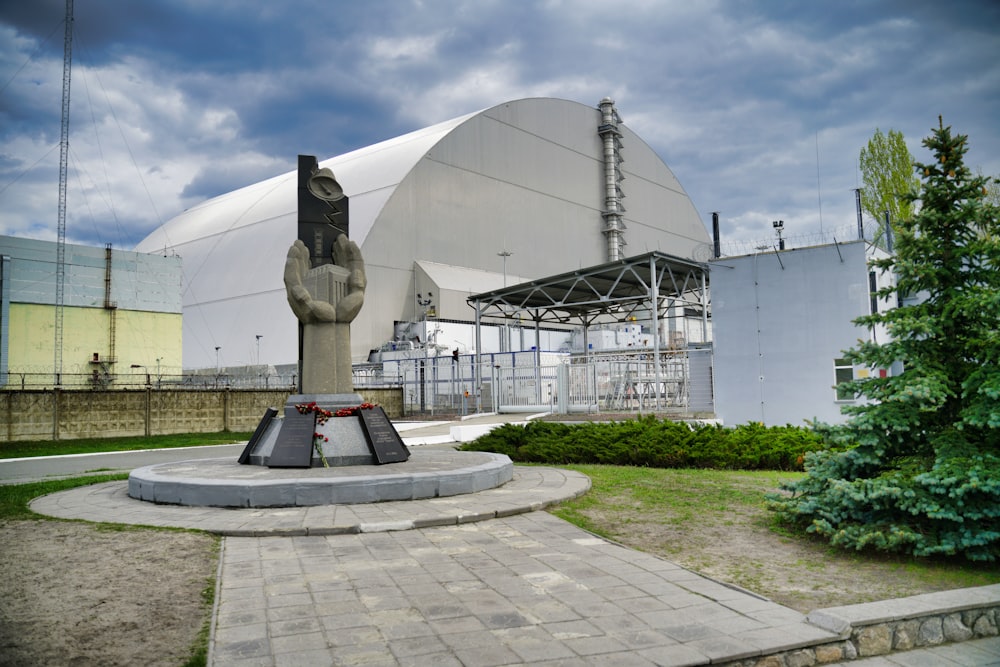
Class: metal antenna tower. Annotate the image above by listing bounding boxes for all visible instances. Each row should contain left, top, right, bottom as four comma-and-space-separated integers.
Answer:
54, 0, 74, 385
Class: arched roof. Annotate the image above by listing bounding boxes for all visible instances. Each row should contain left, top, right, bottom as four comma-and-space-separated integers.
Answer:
138, 108, 478, 253
136, 98, 709, 370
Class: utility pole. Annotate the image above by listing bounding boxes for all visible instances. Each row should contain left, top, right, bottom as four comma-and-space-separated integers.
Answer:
54, 0, 74, 385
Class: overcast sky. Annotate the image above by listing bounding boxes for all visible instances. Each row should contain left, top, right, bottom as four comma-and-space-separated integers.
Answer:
2, 0, 998, 254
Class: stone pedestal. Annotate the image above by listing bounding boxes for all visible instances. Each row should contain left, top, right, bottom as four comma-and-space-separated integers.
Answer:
245, 393, 382, 467
300, 265, 354, 394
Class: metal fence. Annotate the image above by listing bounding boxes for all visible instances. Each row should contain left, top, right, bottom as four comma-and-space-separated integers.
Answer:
354, 347, 715, 417
489, 348, 714, 416
353, 351, 548, 416
1, 368, 299, 391
6, 347, 715, 418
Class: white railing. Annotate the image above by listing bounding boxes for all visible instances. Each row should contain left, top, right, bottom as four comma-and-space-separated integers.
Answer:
356, 347, 714, 417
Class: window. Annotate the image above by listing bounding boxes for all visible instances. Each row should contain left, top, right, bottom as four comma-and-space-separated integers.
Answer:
869, 271, 879, 315
834, 358, 854, 401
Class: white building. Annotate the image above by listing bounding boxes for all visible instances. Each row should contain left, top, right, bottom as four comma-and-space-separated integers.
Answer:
711, 239, 894, 426
135, 97, 710, 371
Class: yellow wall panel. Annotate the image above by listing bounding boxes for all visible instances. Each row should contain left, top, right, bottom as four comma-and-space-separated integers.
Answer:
5, 303, 181, 386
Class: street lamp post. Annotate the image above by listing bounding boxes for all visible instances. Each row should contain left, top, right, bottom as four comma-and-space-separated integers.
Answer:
497, 249, 512, 287
498, 249, 513, 353
416, 293, 433, 412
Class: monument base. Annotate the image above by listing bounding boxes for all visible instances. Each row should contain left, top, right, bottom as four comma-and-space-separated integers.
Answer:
128, 450, 514, 508
241, 394, 409, 468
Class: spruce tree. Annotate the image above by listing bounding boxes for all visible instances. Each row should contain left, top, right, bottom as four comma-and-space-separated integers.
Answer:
770, 120, 1000, 560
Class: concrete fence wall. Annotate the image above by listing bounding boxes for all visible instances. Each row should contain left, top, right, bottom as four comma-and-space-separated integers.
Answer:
0, 387, 403, 443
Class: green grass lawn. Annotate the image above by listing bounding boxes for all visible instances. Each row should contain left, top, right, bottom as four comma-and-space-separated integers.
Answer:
0, 474, 130, 520
0, 432, 254, 459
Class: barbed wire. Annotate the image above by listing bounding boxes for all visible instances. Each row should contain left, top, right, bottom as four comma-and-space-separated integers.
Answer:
717, 221, 881, 257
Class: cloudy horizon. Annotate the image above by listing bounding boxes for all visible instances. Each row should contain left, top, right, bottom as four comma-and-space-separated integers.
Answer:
2, 0, 998, 255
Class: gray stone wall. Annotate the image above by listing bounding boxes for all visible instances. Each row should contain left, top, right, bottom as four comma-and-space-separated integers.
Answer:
0, 387, 403, 442
719, 597, 1000, 666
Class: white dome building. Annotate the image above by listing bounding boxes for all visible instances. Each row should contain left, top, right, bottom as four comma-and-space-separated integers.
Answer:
136, 97, 710, 370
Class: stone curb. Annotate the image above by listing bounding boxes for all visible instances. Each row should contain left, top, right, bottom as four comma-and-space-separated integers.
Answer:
28, 465, 592, 536
717, 586, 1000, 666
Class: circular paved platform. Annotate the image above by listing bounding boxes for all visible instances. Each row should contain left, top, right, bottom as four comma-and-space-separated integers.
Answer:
127, 450, 513, 508
30, 463, 591, 535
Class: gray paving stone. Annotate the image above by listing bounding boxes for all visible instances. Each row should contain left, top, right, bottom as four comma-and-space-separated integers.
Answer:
636, 642, 710, 666
269, 616, 323, 637
396, 652, 463, 667
427, 614, 489, 636
684, 634, 763, 663
216, 608, 268, 628
385, 634, 450, 658
496, 625, 578, 662
323, 622, 382, 647
213, 637, 272, 661
585, 653, 659, 666
564, 633, 631, 656
272, 648, 334, 667
323, 643, 396, 666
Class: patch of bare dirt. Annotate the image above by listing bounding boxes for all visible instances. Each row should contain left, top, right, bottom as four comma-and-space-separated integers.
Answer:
0, 520, 217, 667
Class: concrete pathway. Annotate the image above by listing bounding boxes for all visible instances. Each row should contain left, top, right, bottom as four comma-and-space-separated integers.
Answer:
12, 415, 1000, 666
209, 512, 836, 666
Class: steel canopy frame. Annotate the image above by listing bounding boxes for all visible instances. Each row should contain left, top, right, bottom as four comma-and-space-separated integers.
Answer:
467, 251, 711, 411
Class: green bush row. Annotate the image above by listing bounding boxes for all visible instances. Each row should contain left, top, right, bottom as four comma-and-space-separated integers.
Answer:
460, 417, 825, 470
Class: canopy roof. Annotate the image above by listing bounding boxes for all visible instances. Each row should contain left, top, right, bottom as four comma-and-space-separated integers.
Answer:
467, 251, 710, 326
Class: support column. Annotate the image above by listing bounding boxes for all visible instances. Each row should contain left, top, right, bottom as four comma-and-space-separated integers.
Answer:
474, 305, 483, 413
534, 314, 542, 405
701, 270, 709, 342
650, 256, 662, 409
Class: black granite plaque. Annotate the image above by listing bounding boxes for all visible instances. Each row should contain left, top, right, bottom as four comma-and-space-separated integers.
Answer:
238, 407, 277, 464
268, 406, 316, 468
358, 407, 410, 464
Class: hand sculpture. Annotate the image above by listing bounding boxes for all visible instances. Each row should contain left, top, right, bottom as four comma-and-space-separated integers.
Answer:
284, 236, 366, 324
284, 236, 366, 395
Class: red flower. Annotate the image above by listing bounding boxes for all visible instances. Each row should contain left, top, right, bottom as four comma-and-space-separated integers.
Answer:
296, 401, 379, 419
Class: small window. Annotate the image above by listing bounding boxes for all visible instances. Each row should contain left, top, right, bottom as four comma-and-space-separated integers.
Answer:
869, 271, 879, 315
834, 358, 854, 401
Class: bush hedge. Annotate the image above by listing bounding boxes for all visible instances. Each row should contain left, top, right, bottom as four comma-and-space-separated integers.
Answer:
460, 417, 825, 471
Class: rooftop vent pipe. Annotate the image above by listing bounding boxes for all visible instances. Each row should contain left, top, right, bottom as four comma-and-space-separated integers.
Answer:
598, 97, 626, 261
712, 212, 721, 258
854, 188, 865, 240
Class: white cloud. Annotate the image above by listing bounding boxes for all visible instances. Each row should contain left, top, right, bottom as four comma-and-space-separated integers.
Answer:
1, 0, 997, 251
369, 34, 442, 62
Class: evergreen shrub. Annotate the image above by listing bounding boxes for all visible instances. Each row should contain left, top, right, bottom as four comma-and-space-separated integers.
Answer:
460, 417, 824, 471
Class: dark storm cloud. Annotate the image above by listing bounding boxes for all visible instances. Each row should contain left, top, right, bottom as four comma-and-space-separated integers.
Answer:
1, 0, 997, 250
